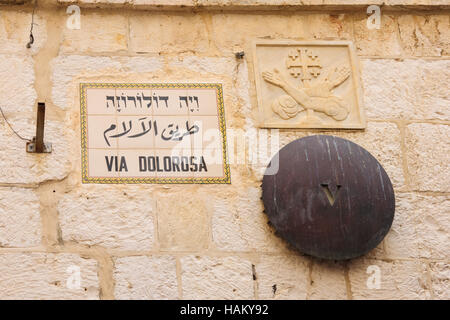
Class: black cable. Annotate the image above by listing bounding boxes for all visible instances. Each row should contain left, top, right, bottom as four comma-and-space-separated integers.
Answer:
26, 0, 37, 49
0, 106, 31, 142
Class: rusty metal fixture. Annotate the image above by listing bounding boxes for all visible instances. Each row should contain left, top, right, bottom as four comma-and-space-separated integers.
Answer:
26, 102, 52, 153
235, 51, 245, 59
261, 135, 395, 260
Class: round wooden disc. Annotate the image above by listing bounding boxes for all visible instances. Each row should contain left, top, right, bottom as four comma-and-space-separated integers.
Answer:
262, 135, 395, 260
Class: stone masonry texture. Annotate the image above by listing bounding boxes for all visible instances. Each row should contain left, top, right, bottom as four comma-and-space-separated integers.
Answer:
0, 1, 448, 300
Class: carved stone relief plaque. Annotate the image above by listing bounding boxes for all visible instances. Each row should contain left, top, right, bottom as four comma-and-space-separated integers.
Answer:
253, 41, 366, 129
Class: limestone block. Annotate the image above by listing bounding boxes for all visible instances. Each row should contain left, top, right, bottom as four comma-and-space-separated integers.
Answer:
405, 123, 450, 192
114, 255, 178, 299
398, 15, 450, 57
0, 187, 41, 247
0, 0, 33, 3
211, 187, 293, 253
132, 0, 192, 5
0, 252, 99, 300
58, 185, 155, 250
169, 56, 236, 77
55, 0, 450, 7
0, 117, 75, 184
385, 193, 449, 259
349, 259, 431, 299
309, 261, 347, 300
353, 14, 402, 56
323, 0, 383, 3
383, 192, 418, 259
167, 56, 251, 128
410, 195, 449, 259
277, 131, 303, 150
385, 0, 443, 4
211, 14, 307, 53
61, 13, 127, 53
305, 14, 353, 40
130, 13, 209, 54
211, 12, 353, 52
59, 0, 191, 5
430, 262, 449, 300
181, 255, 254, 299
51, 55, 164, 110
255, 255, 309, 300
0, 10, 46, 55
156, 192, 210, 251
362, 59, 450, 121
0, 54, 35, 115
234, 128, 284, 178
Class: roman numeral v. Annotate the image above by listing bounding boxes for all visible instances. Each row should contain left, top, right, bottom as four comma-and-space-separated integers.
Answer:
320, 183, 342, 206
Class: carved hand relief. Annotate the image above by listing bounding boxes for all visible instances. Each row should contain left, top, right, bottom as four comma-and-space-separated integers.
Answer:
253, 41, 366, 129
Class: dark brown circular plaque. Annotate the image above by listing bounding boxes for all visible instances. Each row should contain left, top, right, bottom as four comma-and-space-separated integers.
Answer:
262, 135, 395, 260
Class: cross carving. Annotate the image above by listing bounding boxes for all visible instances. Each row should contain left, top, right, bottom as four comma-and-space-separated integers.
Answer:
286, 48, 322, 80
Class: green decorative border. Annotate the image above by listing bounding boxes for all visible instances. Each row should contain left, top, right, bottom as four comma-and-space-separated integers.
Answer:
80, 83, 231, 184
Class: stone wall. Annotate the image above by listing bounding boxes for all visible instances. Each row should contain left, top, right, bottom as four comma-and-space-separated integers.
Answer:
0, 0, 448, 299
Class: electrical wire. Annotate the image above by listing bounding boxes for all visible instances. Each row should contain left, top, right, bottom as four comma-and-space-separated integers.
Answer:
26, 0, 38, 48
0, 106, 31, 142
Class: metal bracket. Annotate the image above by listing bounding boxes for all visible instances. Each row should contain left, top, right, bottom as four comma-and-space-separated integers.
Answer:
235, 51, 245, 59
26, 102, 52, 153
26, 138, 52, 153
